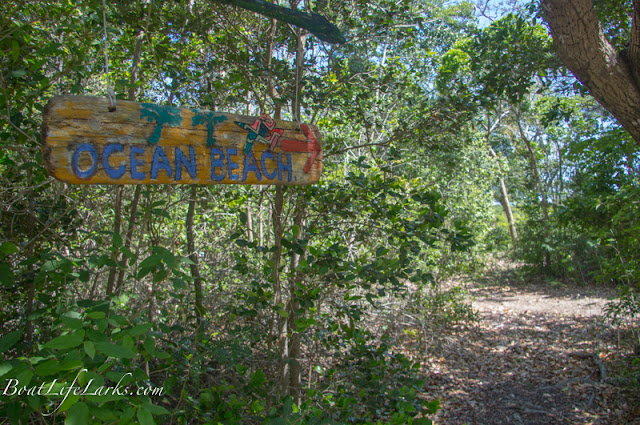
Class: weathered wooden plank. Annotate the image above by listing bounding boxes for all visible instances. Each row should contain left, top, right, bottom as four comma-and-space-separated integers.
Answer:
41, 96, 322, 185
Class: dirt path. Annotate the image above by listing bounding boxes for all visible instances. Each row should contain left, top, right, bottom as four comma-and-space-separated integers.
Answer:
412, 265, 640, 424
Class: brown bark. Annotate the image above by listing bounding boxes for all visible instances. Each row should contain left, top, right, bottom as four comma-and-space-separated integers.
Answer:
516, 119, 548, 221
272, 185, 288, 397
485, 113, 517, 247
266, 18, 283, 118
516, 120, 551, 266
287, 26, 307, 404
108, 25, 145, 297
287, 190, 306, 406
292, 28, 307, 122
23, 245, 35, 345
540, 0, 640, 144
105, 187, 122, 296
114, 186, 141, 296
246, 202, 254, 244
186, 185, 205, 325
630, 0, 640, 87
488, 146, 517, 246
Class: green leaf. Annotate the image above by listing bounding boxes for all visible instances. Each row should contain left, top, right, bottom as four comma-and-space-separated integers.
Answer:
34, 359, 83, 376
84, 341, 95, 359
152, 268, 167, 283
58, 393, 80, 413
60, 316, 83, 330
43, 330, 85, 350
142, 402, 169, 415
9, 70, 27, 78
126, 323, 153, 336
0, 329, 23, 352
139, 254, 162, 270
95, 342, 136, 359
0, 242, 18, 254
136, 405, 156, 425
78, 270, 90, 283
0, 263, 15, 286
86, 311, 106, 319
65, 401, 89, 425
121, 246, 136, 260
113, 232, 123, 248
0, 362, 14, 378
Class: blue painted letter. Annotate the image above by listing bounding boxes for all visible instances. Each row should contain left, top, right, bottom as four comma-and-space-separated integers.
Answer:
227, 148, 239, 181
72, 143, 97, 179
151, 146, 172, 179
130, 146, 146, 180
261, 151, 277, 180
103, 143, 125, 179
242, 151, 261, 182
211, 148, 225, 181
278, 153, 292, 182
175, 146, 196, 181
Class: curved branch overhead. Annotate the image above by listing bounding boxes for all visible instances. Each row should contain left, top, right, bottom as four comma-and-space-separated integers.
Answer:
211, 0, 346, 44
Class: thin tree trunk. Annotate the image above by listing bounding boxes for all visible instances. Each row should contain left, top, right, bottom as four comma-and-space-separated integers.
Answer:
288, 190, 306, 405
516, 119, 551, 267
484, 111, 517, 248
186, 185, 205, 327
106, 187, 123, 296
246, 201, 254, 243
109, 24, 145, 297
266, 18, 283, 118
517, 119, 549, 221
115, 186, 141, 296
23, 244, 35, 346
292, 28, 307, 121
286, 25, 307, 403
488, 146, 518, 247
258, 191, 264, 246
272, 185, 288, 397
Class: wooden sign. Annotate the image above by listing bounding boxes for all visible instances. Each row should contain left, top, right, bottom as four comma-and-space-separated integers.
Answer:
41, 96, 322, 185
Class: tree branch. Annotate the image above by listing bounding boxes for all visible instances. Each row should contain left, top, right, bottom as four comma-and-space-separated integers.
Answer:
211, 0, 345, 44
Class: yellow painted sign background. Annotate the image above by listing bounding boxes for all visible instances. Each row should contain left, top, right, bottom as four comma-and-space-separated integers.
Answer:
41, 96, 322, 185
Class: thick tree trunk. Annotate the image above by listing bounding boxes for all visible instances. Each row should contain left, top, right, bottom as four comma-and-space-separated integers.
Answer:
540, 0, 640, 145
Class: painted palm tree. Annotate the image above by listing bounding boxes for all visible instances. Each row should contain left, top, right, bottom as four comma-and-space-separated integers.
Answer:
191, 110, 228, 146
140, 103, 183, 144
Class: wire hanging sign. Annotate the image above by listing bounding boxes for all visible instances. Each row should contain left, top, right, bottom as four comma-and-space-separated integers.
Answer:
40, 0, 342, 186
